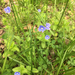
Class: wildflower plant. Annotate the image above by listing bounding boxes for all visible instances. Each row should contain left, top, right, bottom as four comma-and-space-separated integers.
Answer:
1, 0, 74, 75
38, 22, 51, 40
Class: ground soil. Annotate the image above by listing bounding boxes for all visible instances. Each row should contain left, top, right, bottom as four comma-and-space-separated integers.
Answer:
0, 3, 5, 54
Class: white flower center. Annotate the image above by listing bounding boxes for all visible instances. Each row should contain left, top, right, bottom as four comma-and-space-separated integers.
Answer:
41, 28, 43, 29
7, 9, 9, 11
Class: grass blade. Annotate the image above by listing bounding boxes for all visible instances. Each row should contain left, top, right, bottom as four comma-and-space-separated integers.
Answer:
57, 46, 71, 75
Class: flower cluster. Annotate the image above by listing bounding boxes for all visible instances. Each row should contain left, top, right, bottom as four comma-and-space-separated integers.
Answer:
38, 22, 51, 40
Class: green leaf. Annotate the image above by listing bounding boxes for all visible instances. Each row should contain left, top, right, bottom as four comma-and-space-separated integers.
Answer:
65, 52, 75, 59
41, 42, 46, 48
26, 66, 31, 71
12, 67, 20, 72
63, 67, 75, 75
11, 46, 20, 52
32, 68, 39, 73
2, 17, 7, 25
42, 64, 47, 69
54, 20, 59, 25
38, 67, 42, 71
54, 33, 58, 37
53, 25, 57, 30
20, 65, 28, 73
36, 36, 42, 40
26, 66, 39, 73
3, 51, 13, 58
2, 33, 8, 39
57, 45, 71, 75
4, 39, 14, 49
27, 36, 31, 41
12, 65, 28, 74
34, 28, 37, 32
22, 68, 28, 74
10, 41, 15, 49
52, 40, 56, 44
72, 45, 75, 51
50, 30, 54, 36
14, 36, 21, 41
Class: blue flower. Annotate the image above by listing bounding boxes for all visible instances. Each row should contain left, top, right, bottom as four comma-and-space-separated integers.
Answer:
38, 25, 46, 32
4, 6, 11, 13
45, 23, 51, 30
45, 35, 50, 40
38, 9, 41, 12
46, 23, 51, 27
14, 72, 20, 75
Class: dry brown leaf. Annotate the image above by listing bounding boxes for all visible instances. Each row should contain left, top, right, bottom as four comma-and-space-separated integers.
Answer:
24, 24, 38, 33
65, 16, 69, 19
4, 0, 15, 3
0, 30, 3, 35
65, 39, 70, 45
68, 11, 71, 14
71, 13, 73, 16
0, 45, 4, 49
0, 38, 3, 43
69, 67, 72, 69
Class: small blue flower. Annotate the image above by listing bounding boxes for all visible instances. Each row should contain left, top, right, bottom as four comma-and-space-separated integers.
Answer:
38, 9, 41, 12
46, 23, 51, 27
4, 6, 11, 13
45, 23, 51, 30
45, 27, 50, 30
38, 25, 45, 32
14, 72, 20, 75
45, 35, 50, 40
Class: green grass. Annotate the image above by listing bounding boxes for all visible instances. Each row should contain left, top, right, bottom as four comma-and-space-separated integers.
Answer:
0, 0, 75, 75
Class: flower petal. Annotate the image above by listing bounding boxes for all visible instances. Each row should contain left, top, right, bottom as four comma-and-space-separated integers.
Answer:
14, 72, 20, 75
38, 9, 41, 12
